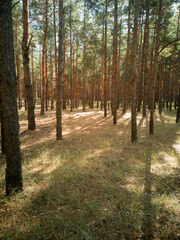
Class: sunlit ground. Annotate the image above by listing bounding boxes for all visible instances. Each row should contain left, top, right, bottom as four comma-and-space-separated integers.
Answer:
0, 105, 179, 239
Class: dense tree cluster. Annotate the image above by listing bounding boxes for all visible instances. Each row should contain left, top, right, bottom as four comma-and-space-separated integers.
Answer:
0, 0, 179, 194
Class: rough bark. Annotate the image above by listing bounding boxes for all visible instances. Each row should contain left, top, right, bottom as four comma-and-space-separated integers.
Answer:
0, 90, 5, 154
82, 1, 86, 112
63, 33, 66, 109
0, 0, 23, 195
123, 0, 130, 113
131, 0, 139, 143
56, 0, 63, 140
137, 17, 143, 112
41, 0, 48, 115
31, 49, 36, 108
176, 87, 180, 123
22, 0, 36, 130
50, 46, 54, 110
113, 0, 118, 124
104, 0, 108, 117
75, 43, 79, 109
150, 0, 162, 135
15, 25, 22, 110
53, 0, 58, 99
70, 3, 73, 112
142, 0, 150, 117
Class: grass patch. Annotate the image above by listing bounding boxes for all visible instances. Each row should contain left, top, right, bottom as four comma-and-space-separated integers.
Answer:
0, 107, 179, 239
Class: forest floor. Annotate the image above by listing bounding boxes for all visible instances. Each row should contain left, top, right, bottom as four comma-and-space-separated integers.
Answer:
0, 105, 180, 240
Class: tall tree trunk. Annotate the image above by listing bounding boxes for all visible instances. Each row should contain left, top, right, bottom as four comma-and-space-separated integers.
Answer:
22, 0, 36, 130
31, 49, 36, 108
82, 1, 86, 112
101, 16, 104, 111
97, 77, 100, 109
39, 53, 42, 99
104, 0, 108, 117
75, 42, 79, 109
137, 17, 143, 112
0, 0, 23, 195
158, 59, 163, 114
53, 0, 58, 99
123, 0, 131, 113
113, 0, 118, 124
45, 45, 48, 111
149, 0, 162, 134
91, 51, 96, 109
142, 0, 150, 117
176, 86, 180, 123
15, 25, 22, 110
117, 17, 122, 109
63, 33, 66, 109
0, 92, 5, 154
56, 0, 63, 140
50, 46, 54, 110
41, 0, 48, 115
131, 0, 139, 143
70, 2, 73, 112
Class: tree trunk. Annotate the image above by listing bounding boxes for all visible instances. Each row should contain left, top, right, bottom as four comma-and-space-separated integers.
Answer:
41, 0, 48, 115
70, 3, 73, 112
149, 0, 162, 134
50, 46, 54, 110
142, 0, 150, 117
104, 0, 108, 117
113, 0, 118, 124
15, 25, 22, 110
31, 49, 36, 108
75, 42, 79, 109
63, 33, 66, 110
22, 0, 36, 130
123, 0, 130, 113
53, 0, 58, 101
0, 92, 5, 154
82, 1, 86, 112
56, 0, 63, 140
131, 0, 139, 143
176, 87, 180, 123
158, 60, 163, 115
0, 0, 23, 195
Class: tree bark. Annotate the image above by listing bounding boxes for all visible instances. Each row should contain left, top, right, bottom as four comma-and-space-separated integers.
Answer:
149, 0, 162, 134
50, 46, 54, 110
63, 33, 66, 109
123, 0, 130, 114
53, 0, 58, 100
113, 0, 118, 124
131, 0, 139, 143
82, 1, 86, 112
0, 0, 23, 195
15, 25, 22, 110
56, 0, 63, 140
41, 0, 48, 115
0, 91, 5, 154
70, 3, 73, 112
176, 87, 180, 123
104, 0, 108, 117
31, 49, 36, 108
22, 0, 36, 130
142, 0, 150, 117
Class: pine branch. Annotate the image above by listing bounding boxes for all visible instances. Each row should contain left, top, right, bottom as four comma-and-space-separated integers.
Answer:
12, 1, 20, 9
158, 38, 180, 55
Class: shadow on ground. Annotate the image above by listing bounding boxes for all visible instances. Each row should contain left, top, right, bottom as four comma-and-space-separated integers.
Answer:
0, 108, 179, 239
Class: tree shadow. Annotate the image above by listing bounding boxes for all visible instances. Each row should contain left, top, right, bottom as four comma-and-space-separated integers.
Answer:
142, 152, 154, 239
0, 109, 179, 239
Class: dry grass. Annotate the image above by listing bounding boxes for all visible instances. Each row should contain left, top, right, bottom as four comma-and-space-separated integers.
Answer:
0, 106, 180, 239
